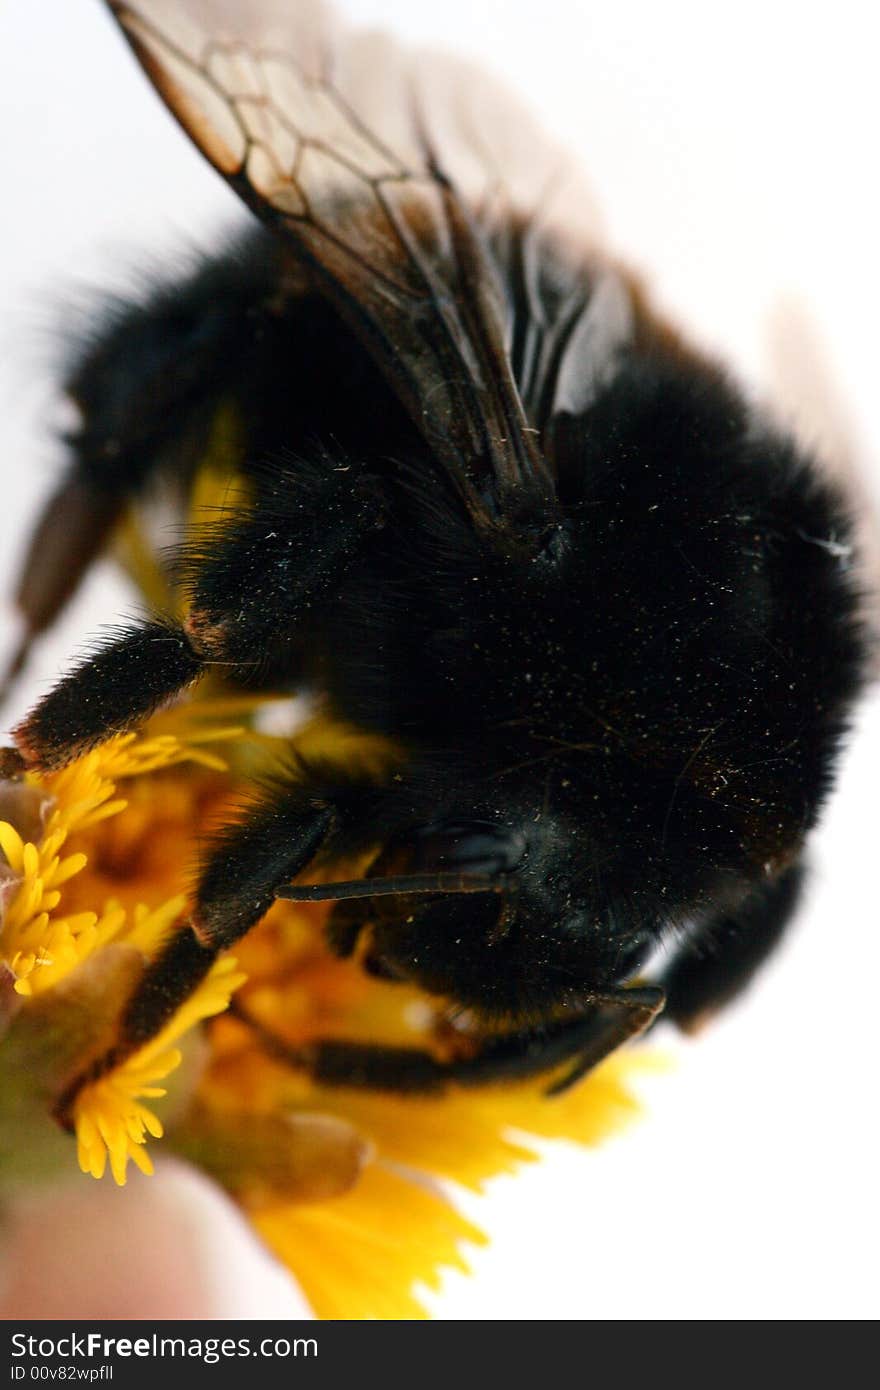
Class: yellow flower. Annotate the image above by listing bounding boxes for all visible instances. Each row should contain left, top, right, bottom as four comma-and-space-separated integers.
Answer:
73, 950, 246, 1187
0, 701, 655, 1319
0, 725, 242, 997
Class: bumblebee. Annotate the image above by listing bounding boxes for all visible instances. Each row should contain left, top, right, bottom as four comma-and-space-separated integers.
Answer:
5, 0, 870, 1107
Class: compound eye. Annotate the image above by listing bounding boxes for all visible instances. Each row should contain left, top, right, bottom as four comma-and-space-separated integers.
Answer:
406, 821, 528, 879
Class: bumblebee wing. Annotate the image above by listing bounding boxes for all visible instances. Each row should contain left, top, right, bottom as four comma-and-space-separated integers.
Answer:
106, 0, 599, 532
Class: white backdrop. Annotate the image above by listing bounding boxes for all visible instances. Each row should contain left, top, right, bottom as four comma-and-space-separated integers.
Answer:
0, 0, 878, 1320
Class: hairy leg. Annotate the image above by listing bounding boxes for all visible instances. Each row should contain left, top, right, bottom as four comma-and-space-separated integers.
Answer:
52, 769, 378, 1124
5, 234, 286, 695
13, 460, 383, 770
230, 984, 665, 1096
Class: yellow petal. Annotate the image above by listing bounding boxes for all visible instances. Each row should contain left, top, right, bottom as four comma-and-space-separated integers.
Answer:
0, 822, 25, 873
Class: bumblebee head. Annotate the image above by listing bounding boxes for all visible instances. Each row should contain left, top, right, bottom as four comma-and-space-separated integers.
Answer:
319, 809, 662, 1023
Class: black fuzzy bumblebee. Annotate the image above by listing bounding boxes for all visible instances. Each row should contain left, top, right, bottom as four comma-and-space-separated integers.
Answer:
7, 0, 869, 1107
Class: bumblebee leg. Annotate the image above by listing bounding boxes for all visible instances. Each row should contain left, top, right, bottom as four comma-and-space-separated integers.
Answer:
14, 618, 205, 770
121, 795, 338, 1049
53, 779, 349, 1126
542, 987, 665, 1094
232, 986, 664, 1097
3, 478, 121, 700
4, 246, 279, 698
180, 460, 383, 666
14, 469, 383, 771
657, 862, 806, 1033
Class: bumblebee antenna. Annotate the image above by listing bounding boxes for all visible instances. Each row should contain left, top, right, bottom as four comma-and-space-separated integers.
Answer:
275, 872, 503, 904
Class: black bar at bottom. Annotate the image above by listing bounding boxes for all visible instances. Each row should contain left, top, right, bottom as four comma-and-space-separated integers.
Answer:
3, 1320, 551, 1390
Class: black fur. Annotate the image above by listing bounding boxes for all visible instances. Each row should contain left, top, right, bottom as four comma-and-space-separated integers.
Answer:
18, 618, 202, 769
15, 229, 868, 1092
657, 862, 807, 1029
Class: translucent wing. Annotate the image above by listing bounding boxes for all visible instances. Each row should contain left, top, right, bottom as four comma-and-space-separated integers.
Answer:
106, 0, 605, 533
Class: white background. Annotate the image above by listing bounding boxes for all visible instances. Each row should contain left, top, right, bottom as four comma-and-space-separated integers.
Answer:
0, 0, 878, 1319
